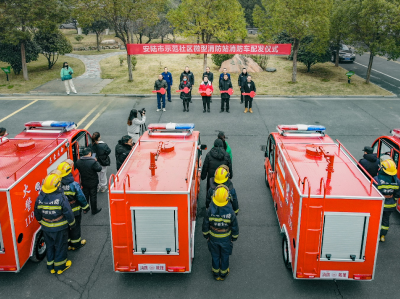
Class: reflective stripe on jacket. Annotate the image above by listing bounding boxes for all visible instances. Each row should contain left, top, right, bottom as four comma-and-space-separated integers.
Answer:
373, 173, 400, 211
34, 189, 75, 232
61, 174, 89, 216
202, 201, 239, 240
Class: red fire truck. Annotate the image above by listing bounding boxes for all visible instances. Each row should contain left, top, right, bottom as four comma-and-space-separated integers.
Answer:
370, 129, 400, 212
264, 125, 384, 280
108, 123, 206, 273
0, 121, 92, 272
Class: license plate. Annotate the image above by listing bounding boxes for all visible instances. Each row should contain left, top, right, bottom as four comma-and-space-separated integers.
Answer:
138, 264, 166, 272
345, 58, 350, 60
320, 270, 349, 279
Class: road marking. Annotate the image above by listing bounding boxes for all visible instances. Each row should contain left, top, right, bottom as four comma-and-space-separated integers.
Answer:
0, 100, 38, 123
76, 101, 104, 128
354, 62, 400, 82
84, 100, 114, 130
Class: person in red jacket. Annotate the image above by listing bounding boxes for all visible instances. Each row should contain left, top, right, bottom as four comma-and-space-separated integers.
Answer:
199, 76, 214, 113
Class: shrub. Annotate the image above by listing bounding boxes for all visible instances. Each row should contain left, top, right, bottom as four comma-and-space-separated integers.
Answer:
74, 35, 84, 42
249, 55, 269, 69
211, 54, 234, 67
130, 55, 137, 70
119, 55, 126, 66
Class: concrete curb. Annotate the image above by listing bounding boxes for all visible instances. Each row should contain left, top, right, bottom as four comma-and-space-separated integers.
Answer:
0, 93, 398, 98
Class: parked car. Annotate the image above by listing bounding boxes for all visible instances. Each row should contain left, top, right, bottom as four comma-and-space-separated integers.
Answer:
59, 23, 77, 29
331, 44, 356, 63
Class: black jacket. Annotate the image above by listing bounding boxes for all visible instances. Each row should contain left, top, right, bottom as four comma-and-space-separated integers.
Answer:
241, 80, 256, 98
180, 71, 194, 86
154, 79, 168, 90
91, 141, 111, 166
201, 142, 232, 181
75, 156, 102, 188
179, 81, 192, 100
358, 153, 379, 179
203, 71, 214, 83
238, 72, 249, 87
219, 79, 233, 99
115, 142, 132, 170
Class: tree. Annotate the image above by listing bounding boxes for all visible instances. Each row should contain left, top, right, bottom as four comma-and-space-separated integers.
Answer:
0, 0, 70, 80
168, 0, 247, 71
293, 37, 331, 72
102, 0, 164, 82
347, 0, 400, 83
83, 20, 109, 51
0, 41, 40, 75
34, 30, 73, 69
238, 0, 263, 27
254, 0, 332, 82
330, 0, 351, 67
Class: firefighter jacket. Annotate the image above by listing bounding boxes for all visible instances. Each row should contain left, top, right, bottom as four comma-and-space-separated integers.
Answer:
202, 201, 239, 241
34, 189, 75, 232
61, 173, 90, 216
206, 178, 239, 214
373, 170, 400, 211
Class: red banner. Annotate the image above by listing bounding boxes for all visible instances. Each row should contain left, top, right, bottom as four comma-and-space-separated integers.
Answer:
126, 43, 291, 55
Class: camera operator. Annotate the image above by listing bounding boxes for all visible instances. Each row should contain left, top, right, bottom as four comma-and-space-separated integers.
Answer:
127, 108, 146, 144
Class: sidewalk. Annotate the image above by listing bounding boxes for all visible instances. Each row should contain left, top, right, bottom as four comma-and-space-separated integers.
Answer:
32, 52, 123, 94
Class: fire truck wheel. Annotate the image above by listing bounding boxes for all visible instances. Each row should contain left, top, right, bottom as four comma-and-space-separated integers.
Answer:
30, 231, 47, 262
282, 235, 291, 269
265, 170, 270, 188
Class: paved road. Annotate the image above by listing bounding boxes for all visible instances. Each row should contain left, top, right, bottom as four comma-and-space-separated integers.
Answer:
1, 95, 400, 299
339, 53, 400, 96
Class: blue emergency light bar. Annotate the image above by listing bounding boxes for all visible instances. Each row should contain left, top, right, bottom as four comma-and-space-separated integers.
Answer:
148, 123, 195, 130
277, 124, 326, 132
24, 121, 76, 131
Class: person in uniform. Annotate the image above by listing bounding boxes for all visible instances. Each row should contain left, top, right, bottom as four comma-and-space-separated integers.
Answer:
206, 165, 239, 215
203, 185, 239, 281
34, 171, 75, 274
373, 157, 400, 242
57, 161, 90, 250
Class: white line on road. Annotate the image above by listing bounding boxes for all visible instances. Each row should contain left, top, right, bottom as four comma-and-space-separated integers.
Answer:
76, 101, 104, 128
354, 62, 400, 82
0, 100, 38, 123
84, 100, 114, 130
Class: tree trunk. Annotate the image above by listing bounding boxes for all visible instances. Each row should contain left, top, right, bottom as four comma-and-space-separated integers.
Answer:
21, 42, 29, 81
241, 38, 245, 44
127, 52, 133, 82
96, 33, 101, 51
335, 46, 339, 67
139, 33, 143, 44
291, 38, 300, 83
307, 63, 311, 72
161, 36, 164, 44
203, 54, 207, 72
366, 53, 374, 84
197, 34, 199, 44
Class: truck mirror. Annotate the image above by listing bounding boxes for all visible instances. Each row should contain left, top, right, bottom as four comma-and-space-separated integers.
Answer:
200, 144, 207, 150
166, 248, 171, 254
141, 248, 146, 254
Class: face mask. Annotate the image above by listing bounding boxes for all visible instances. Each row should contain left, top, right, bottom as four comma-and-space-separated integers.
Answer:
65, 65, 68, 68
184, 79, 187, 81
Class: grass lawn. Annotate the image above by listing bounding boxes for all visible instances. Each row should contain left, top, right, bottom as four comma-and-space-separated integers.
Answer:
99, 54, 392, 96
0, 55, 85, 94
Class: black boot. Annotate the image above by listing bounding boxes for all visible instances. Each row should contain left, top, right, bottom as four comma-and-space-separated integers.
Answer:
183, 102, 186, 112
186, 102, 189, 112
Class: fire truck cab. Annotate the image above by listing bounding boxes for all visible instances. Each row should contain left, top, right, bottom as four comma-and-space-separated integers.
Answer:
0, 121, 91, 272
370, 129, 400, 212
264, 125, 384, 280
108, 123, 206, 273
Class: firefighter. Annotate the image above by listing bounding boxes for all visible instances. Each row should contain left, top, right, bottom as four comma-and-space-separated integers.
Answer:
206, 165, 239, 215
34, 171, 75, 274
202, 185, 239, 281
57, 161, 90, 250
373, 157, 400, 242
